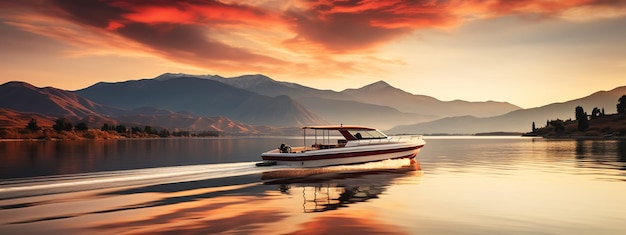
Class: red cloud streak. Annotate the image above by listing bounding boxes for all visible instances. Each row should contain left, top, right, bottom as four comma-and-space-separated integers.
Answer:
1, 0, 624, 75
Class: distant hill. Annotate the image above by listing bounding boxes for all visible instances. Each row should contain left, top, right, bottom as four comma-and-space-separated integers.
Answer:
4, 73, 624, 136
113, 113, 259, 134
0, 81, 287, 134
149, 73, 432, 129
342, 81, 521, 117
76, 77, 327, 127
213, 75, 519, 128
0, 108, 55, 129
387, 86, 626, 134
155, 73, 351, 100
0, 81, 125, 118
190, 73, 519, 118
296, 96, 437, 129
152, 73, 518, 129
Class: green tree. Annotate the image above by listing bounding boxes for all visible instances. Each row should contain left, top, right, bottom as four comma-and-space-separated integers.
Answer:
53, 118, 73, 132
575, 106, 588, 131
618, 95, 626, 115
26, 118, 40, 131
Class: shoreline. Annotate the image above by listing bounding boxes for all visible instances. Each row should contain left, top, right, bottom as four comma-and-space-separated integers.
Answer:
541, 135, 626, 140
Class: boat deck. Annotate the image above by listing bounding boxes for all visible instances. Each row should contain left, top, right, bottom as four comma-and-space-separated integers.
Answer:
267, 136, 423, 154
266, 145, 337, 154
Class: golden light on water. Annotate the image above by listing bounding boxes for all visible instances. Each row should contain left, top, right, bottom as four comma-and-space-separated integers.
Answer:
1, 138, 626, 234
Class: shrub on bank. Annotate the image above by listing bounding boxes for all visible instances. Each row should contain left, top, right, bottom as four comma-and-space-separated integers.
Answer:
0, 128, 19, 139
82, 130, 119, 139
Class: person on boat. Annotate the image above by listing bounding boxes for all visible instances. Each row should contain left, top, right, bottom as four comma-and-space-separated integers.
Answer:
279, 143, 291, 153
355, 132, 363, 139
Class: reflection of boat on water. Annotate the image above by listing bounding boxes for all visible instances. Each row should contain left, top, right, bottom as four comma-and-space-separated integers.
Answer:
257, 125, 425, 167
263, 159, 422, 213
298, 184, 384, 213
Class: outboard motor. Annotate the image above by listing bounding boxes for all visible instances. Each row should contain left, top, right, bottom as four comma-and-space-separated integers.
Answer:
279, 143, 291, 153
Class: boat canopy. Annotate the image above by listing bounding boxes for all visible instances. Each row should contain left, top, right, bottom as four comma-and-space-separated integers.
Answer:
302, 125, 387, 141
302, 125, 376, 131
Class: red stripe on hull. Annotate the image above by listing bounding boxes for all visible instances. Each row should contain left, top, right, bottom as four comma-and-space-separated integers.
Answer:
262, 145, 424, 162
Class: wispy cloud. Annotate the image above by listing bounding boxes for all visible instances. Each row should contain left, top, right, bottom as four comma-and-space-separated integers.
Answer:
1, 0, 624, 77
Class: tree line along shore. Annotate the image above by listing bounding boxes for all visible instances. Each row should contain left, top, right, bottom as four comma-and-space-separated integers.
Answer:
1, 119, 220, 140
3, 95, 626, 140
527, 95, 626, 139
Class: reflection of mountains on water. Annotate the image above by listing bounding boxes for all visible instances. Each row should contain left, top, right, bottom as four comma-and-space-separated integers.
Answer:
262, 159, 422, 213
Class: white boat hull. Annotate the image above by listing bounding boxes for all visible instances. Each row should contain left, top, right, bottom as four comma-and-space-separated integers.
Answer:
261, 141, 424, 168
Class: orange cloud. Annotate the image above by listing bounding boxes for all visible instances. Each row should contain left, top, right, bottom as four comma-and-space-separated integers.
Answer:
283, 0, 626, 53
114, 1, 284, 27
122, 6, 201, 25
1, 0, 624, 80
42, 0, 288, 67
283, 0, 458, 52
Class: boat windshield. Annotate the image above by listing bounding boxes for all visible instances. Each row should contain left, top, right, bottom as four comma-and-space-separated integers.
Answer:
348, 130, 387, 139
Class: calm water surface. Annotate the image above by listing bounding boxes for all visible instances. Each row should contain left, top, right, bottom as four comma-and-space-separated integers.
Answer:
0, 137, 625, 234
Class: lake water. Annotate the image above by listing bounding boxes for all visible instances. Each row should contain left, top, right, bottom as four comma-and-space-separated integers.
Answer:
0, 137, 625, 234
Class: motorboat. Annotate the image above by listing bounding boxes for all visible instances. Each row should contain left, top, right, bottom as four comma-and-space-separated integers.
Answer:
257, 125, 425, 167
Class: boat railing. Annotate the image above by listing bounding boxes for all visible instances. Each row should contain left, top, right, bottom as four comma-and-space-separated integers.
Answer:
349, 135, 422, 146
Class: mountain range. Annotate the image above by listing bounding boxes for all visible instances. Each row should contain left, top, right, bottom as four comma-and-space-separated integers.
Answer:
149, 73, 520, 129
75, 77, 325, 127
0, 81, 263, 134
386, 86, 626, 134
1, 73, 624, 135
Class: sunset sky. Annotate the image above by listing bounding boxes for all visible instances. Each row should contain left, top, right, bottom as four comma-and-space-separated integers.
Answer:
1, 0, 625, 108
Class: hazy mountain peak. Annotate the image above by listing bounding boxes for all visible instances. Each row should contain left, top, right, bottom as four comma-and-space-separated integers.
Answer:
368, 80, 391, 89
2, 81, 36, 89
76, 77, 326, 127
233, 74, 273, 81
152, 73, 283, 90
153, 73, 219, 81
343, 80, 407, 95
225, 74, 277, 88
0, 81, 124, 118
355, 80, 393, 92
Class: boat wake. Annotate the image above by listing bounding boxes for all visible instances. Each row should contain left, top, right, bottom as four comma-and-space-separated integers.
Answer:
0, 159, 419, 200
0, 162, 287, 200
